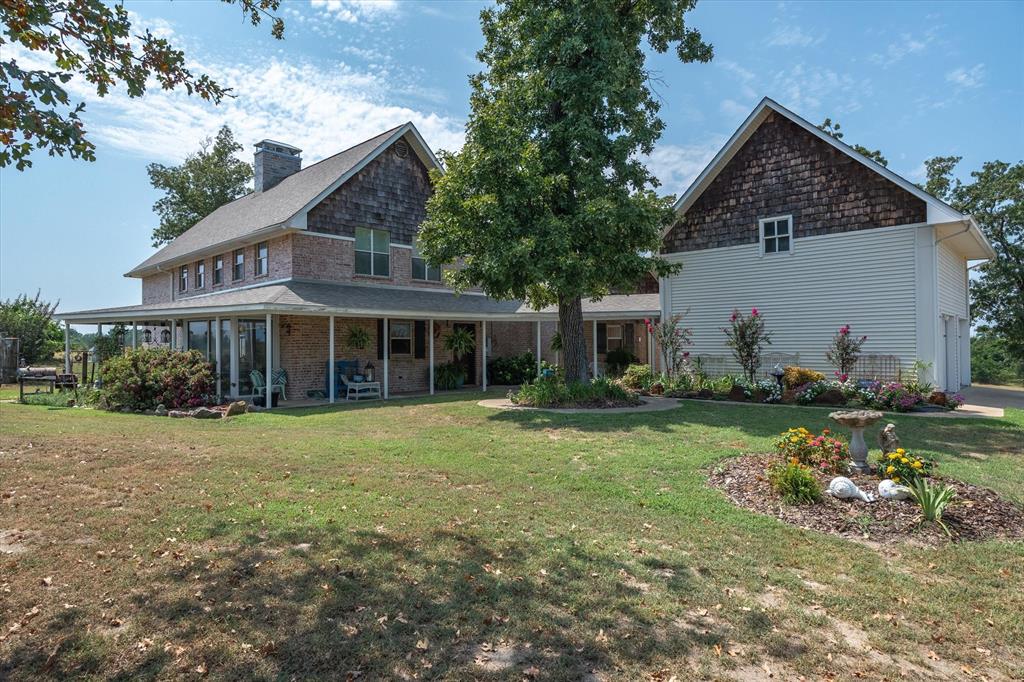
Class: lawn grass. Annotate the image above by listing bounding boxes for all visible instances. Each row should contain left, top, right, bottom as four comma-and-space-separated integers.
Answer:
1, 395, 1022, 680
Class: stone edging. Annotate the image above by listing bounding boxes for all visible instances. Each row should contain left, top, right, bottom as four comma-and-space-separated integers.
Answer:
477, 396, 680, 414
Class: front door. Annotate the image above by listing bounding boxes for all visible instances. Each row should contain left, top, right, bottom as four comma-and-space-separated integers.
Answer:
453, 323, 476, 385
237, 318, 267, 396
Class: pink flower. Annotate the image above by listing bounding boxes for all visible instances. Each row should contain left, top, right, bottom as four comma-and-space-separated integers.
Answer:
730, 311, 738, 322
751, 307, 759, 317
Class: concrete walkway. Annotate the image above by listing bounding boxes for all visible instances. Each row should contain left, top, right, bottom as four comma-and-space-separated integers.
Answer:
478, 396, 680, 414
960, 383, 1024, 411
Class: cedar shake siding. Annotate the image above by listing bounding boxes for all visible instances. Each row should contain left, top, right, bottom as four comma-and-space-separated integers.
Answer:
306, 140, 433, 246
663, 112, 928, 254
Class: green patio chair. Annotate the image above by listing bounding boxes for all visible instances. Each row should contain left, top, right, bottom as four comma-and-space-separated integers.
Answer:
250, 370, 285, 402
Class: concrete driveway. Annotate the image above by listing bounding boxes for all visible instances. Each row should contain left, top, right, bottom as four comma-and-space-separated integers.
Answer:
959, 383, 1024, 411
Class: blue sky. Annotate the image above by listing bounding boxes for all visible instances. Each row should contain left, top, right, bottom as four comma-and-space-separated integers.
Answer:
1, 0, 1021, 318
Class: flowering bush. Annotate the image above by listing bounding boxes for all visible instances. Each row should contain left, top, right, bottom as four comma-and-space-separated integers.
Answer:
782, 366, 825, 389
735, 378, 782, 403
99, 347, 215, 411
645, 315, 692, 377
767, 459, 823, 504
880, 447, 932, 484
793, 379, 858, 405
946, 392, 965, 410
774, 427, 850, 474
826, 324, 868, 381
723, 308, 772, 382
868, 382, 925, 412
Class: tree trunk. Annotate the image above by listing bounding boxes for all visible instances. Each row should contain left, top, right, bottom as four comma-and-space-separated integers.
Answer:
559, 294, 590, 384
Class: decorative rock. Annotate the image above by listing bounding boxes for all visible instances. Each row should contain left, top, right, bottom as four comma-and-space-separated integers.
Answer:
827, 476, 876, 503
649, 382, 665, 396
154, 404, 168, 417
190, 407, 221, 419
224, 400, 248, 417
928, 391, 948, 406
830, 410, 884, 473
878, 423, 900, 455
878, 479, 911, 501
168, 410, 189, 418
813, 388, 846, 406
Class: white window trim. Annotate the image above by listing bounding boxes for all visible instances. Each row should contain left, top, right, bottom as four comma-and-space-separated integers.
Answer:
389, 319, 412, 356
195, 261, 206, 290
179, 265, 189, 292
758, 214, 794, 256
355, 227, 391, 277
233, 249, 245, 281
255, 241, 269, 277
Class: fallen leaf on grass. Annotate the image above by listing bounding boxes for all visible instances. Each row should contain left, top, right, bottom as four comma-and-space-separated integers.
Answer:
415, 639, 429, 651
41, 576, 52, 586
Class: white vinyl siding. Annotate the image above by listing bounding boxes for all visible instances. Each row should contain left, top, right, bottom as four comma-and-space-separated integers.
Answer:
936, 241, 968, 318
663, 224, 918, 377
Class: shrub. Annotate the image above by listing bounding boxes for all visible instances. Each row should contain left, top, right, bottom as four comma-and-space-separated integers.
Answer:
645, 315, 692, 377
774, 427, 850, 474
869, 382, 925, 412
434, 361, 465, 390
621, 363, 654, 390
767, 460, 823, 504
511, 375, 638, 408
908, 478, 956, 536
783, 366, 825, 389
605, 348, 639, 377
99, 348, 214, 411
488, 352, 536, 385
946, 392, 965, 410
880, 447, 932, 484
826, 324, 868, 381
723, 308, 771, 382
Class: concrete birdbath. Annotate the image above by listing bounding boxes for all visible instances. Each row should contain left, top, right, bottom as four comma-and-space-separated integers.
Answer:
829, 410, 884, 473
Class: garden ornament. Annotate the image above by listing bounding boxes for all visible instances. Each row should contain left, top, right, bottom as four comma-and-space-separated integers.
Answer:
827, 476, 877, 503
878, 423, 900, 455
829, 410, 884, 473
878, 479, 911, 501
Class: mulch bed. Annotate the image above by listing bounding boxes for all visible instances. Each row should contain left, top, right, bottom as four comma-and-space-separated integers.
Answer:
708, 454, 1024, 546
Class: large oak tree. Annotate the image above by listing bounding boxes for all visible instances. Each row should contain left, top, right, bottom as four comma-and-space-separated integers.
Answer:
419, 0, 712, 383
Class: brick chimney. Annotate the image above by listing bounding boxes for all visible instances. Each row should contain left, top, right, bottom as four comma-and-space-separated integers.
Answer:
254, 139, 302, 192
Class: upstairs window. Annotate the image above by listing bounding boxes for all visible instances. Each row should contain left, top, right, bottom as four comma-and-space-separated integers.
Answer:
411, 244, 442, 282
390, 321, 411, 355
213, 256, 223, 285
355, 227, 389, 277
233, 249, 245, 280
255, 241, 269, 276
760, 215, 792, 254
195, 261, 205, 289
179, 265, 188, 292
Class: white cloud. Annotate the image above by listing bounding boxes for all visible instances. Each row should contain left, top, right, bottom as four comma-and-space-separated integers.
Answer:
946, 64, 985, 89
6, 43, 465, 165
309, 0, 400, 24
868, 29, 936, 67
719, 60, 758, 102
770, 64, 870, 116
764, 24, 824, 47
719, 98, 750, 118
644, 138, 726, 195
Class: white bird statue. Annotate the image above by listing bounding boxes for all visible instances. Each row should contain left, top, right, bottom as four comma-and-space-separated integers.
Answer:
878, 479, 911, 501
827, 476, 877, 503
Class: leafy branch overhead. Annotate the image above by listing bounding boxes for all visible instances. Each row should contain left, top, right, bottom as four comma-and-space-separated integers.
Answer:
0, 0, 284, 170
817, 118, 888, 167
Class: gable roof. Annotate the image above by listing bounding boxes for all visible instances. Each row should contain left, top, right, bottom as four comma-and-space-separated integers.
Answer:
127, 122, 442, 277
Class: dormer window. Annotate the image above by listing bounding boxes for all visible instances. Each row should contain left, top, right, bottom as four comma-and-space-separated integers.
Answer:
179, 265, 188, 292
760, 215, 792, 254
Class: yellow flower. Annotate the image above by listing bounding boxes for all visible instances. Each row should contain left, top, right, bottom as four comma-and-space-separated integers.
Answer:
912, 461, 923, 469
789, 457, 799, 466
896, 448, 905, 454
886, 465, 895, 474
892, 476, 900, 482
901, 457, 909, 464
790, 437, 799, 443
888, 453, 898, 460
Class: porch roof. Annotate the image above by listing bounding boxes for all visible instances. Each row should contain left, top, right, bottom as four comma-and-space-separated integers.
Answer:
57, 280, 660, 324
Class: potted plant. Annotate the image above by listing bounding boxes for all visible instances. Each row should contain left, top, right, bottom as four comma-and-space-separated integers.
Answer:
444, 327, 476, 357
434, 361, 466, 390
347, 326, 370, 351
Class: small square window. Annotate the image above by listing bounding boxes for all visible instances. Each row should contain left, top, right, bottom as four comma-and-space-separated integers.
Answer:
390, 321, 411, 356
760, 216, 792, 255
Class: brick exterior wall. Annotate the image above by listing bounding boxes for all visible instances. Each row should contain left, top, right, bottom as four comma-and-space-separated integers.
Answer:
663, 111, 928, 253
306, 139, 432, 246
278, 316, 486, 398
487, 320, 650, 373
142, 273, 172, 304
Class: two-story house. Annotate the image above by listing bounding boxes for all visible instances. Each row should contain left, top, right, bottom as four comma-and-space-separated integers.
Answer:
58, 123, 660, 404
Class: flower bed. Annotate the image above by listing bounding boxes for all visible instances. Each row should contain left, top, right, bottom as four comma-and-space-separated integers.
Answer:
509, 375, 640, 409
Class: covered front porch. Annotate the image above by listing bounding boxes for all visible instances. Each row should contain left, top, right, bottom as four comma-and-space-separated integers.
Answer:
57, 280, 662, 409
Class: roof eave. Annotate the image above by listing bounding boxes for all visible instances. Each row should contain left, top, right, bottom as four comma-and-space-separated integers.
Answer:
124, 222, 290, 278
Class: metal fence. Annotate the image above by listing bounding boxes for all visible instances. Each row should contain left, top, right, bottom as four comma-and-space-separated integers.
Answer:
689, 351, 903, 382
851, 355, 903, 383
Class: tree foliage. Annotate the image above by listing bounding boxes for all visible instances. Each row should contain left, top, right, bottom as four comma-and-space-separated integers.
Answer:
0, 290, 62, 363
420, 0, 711, 382
0, 0, 282, 170
817, 117, 888, 167
148, 126, 253, 246
924, 157, 1024, 369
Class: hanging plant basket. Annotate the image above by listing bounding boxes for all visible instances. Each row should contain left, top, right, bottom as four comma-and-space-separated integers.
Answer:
347, 326, 370, 350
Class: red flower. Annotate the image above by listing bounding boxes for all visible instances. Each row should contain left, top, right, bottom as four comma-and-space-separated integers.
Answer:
751, 307, 759, 316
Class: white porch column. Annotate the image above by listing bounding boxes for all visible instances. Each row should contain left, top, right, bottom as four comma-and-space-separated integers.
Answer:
132, 322, 138, 349
214, 316, 222, 402
649, 326, 655, 373
229, 318, 239, 399
265, 313, 273, 409
328, 315, 336, 404
63, 322, 71, 374
591, 320, 598, 378
481, 320, 488, 391
383, 317, 390, 399
428, 318, 435, 395
535, 321, 542, 376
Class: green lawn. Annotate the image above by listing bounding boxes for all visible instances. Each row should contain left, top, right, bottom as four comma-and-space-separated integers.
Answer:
1, 395, 1022, 680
